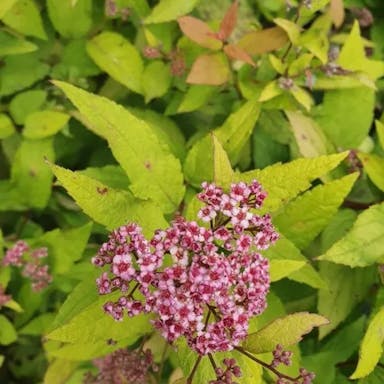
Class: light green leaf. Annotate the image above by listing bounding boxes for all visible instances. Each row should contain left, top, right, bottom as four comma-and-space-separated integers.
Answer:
351, 307, 384, 379
268, 54, 287, 74
240, 152, 348, 213
9, 90, 47, 125
0, 314, 17, 345
312, 73, 376, 90
36, 223, 92, 274
0, 114, 15, 139
290, 86, 314, 112
50, 164, 167, 236
358, 152, 384, 192
0, 31, 37, 56
286, 111, 328, 157
3, 299, 23, 313
142, 61, 171, 103
258, 81, 283, 102
87, 32, 143, 94
288, 53, 314, 76
54, 81, 184, 214
145, 0, 199, 24
318, 202, 384, 267
127, 108, 186, 160
264, 237, 307, 281
2, 0, 47, 40
44, 359, 78, 384
78, 165, 129, 190
318, 262, 376, 338
177, 85, 216, 113
314, 87, 375, 149
337, 21, 384, 80
23, 111, 70, 139
11, 138, 54, 209
376, 120, 384, 150
0, 53, 49, 97
184, 133, 234, 188
0, 0, 17, 18
215, 99, 261, 166
243, 312, 329, 354
47, 0, 92, 39
274, 173, 358, 250
274, 18, 300, 44
20, 313, 56, 335
288, 263, 327, 289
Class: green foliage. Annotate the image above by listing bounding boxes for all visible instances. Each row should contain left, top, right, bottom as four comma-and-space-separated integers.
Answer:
0, 0, 384, 382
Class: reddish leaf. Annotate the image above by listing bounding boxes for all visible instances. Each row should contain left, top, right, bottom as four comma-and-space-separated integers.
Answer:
238, 27, 288, 55
330, 0, 345, 28
218, 0, 239, 41
224, 44, 255, 66
186, 53, 230, 85
177, 16, 222, 50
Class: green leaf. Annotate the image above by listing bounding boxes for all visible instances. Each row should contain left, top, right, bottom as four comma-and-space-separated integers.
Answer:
318, 202, 384, 267
177, 85, 216, 113
317, 262, 376, 338
351, 307, 384, 379
337, 20, 384, 80
240, 152, 348, 213
286, 111, 328, 157
258, 81, 283, 102
44, 359, 78, 384
0, 31, 37, 56
243, 312, 329, 354
274, 18, 300, 44
264, 237, 307, 281
0, 53, 49, 96
142, 61, 171, 103
184, 133, 234, 188
19, 313, 56, 335
11, 138, 54, 209
47, 0, 92, 39
77, 165, 129, 190
376, 120, 384, 150
2, 0, 47, 40
274, 173, 358, 250
0, 114, 15, 139
145, 0, 199, 24
23, 111, 70, 139
215, 99, 261, 165
314, 87, 375, 149
0, 314, 17, 345
288, 263, 327, 289
36, 223, 92, 274
87, 32, 144, 94
54, 81, 184, 214
290, 86, 314, 112
358, 152, 384, 192
0, 0, 17, 18
9, 90, 47, 125
49, 164, 167, 236
0, 355, 4, 368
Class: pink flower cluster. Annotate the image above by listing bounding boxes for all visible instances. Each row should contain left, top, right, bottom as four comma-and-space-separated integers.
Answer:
0, 284, 11, 308
93, 181, 278, 355
271, 344, 293, 368
83, 348, 156, 384
209, 358, 242, 384
2, 241, 52, 291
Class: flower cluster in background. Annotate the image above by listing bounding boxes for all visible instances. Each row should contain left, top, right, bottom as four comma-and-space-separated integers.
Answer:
2, 241, 52, 291
93, 180, 278, 355
83, 348, 156, 384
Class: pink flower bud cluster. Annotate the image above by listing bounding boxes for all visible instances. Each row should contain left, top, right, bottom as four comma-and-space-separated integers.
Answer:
93, 181, 278, 355
271, 344, 293, 368
276, 367, 316, 384
209, 358, 242, 384
83, 348, 156, 384
0, 284, 11, 308
2, 241, 52, 292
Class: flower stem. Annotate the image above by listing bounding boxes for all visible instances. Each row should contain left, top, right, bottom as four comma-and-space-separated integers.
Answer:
187, 355, 203, 384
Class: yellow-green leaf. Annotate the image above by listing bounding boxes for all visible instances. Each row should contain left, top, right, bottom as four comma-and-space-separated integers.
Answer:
53, 81, 184, 214
358, 152, 384, 192
0, 114, 15, 139
145, 0, 199, 24
351, 307, 384, 379
142, 61, 171, 103
318, 202, 384, 267
87, 32, 144, 94
274, 18, 300, 44
0, 0, 17, 18
0, 31, 37, 56
23, 111, 70, 139
49, 164, 167, 236
243, 312, 329, 354
376, 120, 384, 149
258, 80, 283, 102
290, 86, 314, 112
